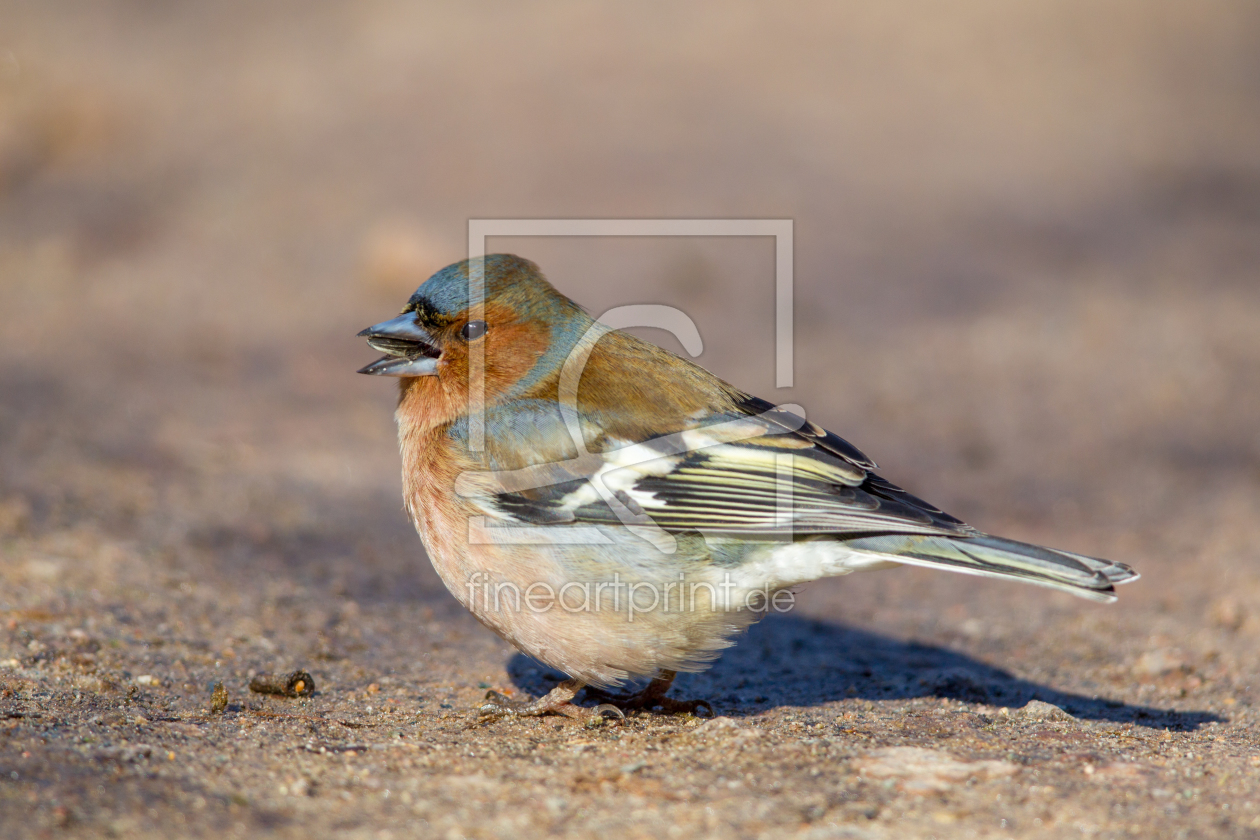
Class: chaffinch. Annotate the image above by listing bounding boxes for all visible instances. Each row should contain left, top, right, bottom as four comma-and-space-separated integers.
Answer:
358, 254, 1137, 716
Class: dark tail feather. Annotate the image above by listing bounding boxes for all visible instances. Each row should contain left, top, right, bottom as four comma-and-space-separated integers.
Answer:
844, 532, 1138, 602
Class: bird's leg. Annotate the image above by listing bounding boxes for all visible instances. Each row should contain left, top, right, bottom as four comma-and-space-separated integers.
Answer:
587, 670, 714, 716
479, 678, 585, 717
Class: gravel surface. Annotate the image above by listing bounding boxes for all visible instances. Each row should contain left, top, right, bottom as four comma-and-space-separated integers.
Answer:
2, 3, 1259, 838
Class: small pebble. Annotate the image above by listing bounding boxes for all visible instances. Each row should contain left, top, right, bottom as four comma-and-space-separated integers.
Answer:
249, 670, 316, 698
210, 682, 228, 714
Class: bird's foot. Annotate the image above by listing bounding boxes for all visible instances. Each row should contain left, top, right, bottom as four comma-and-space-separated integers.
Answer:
586, 670, 714, 717
479, 678, 586, 718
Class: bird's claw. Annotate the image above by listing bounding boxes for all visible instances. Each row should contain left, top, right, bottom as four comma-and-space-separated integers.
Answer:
594, 693, 714, 717
478, 690, 519, 717
481, 689, 514, 709
584, 670, 713, 717
656, 697, 714, 717
593, 703, 626, 720
476, 679, 583, 718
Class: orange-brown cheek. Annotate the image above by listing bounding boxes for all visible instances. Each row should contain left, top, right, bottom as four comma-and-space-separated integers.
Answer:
437, 317, 550, 402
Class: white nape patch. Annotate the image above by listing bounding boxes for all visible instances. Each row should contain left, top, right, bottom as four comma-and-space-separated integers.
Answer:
725, 541, 900, 593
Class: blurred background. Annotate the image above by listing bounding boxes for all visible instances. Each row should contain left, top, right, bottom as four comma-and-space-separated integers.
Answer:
3, 3, 1260, 835
2, 0, 1259, 692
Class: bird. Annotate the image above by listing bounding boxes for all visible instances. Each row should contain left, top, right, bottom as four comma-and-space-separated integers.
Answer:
357, 254, 1137, 717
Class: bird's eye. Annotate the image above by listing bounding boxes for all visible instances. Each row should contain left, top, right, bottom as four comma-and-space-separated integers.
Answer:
460, 320, 487, 341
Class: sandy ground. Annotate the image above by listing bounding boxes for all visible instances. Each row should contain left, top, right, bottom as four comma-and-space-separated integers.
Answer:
2, 2, 1260, 838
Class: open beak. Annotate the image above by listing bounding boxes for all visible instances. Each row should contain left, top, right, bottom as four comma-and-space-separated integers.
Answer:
356, 313, 441, 377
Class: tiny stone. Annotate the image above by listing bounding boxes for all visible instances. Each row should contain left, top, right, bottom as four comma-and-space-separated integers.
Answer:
249, 670, 316, 698
1133, 649, 1189, 677
1020, 700, 1074, 721
1208, 598, 1245, 631
856, 747, 1016, 794
210, 682, 228, 714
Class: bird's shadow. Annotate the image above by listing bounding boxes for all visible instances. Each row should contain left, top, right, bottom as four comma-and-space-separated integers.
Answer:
506, 614, 1221, 730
